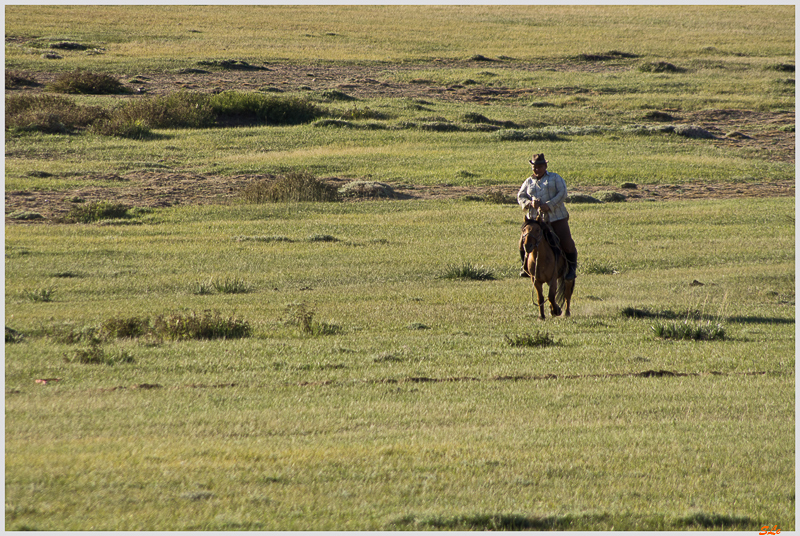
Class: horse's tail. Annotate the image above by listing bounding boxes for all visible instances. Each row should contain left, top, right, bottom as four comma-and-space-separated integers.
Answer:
555, 275, 566, 309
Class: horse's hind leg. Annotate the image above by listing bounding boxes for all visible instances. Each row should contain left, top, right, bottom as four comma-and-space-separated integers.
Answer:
563, 279, 574, 317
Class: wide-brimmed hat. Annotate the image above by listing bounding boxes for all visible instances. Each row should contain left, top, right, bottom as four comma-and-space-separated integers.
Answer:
529, 153, 548, 166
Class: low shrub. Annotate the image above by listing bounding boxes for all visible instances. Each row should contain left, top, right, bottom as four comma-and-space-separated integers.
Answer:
64, 343, 135, 365
284, 303, 343, 336
440, 264, 496, 281
91, 118, 153, 139
582, 260, 617, 275
101, 316, 151, 338
208, 91, 323, 125
651, 320, 726, 341
484, 188, 515, 204
65, 201, 130, 223
241, 171, 340, 203
211, 276, 252, 294
111, 91, 215, 129
48, 70, 130, 94
6, 71, 39, 88
25, 288, 55, 303
5, 327, 24, 344
6, 94, 108, 134
638, 61, 686, 73
153, 311, 251, 340
496, 129, 564, 141
505, 331, 555, 348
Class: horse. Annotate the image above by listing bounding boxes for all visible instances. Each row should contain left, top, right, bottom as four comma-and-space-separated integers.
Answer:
521, 214, 574, 319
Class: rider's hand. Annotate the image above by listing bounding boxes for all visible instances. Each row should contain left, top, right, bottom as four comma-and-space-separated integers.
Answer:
539, 202, 550, 213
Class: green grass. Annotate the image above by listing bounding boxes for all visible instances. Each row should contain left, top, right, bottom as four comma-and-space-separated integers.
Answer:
5, 198, 794, 530
4, 6, 794, 190
4, 5, 795, 530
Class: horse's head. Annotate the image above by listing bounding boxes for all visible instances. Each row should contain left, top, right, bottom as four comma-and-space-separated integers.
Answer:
521, 218, 543, 254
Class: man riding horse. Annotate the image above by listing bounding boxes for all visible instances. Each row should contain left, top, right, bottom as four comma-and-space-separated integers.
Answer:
517, 154, 578, 280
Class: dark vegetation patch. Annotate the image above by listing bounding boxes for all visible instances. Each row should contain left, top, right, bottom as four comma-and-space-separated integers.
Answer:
153, 310, 251, 340
651, 320, 726, 341
5, 90, 325, 136
767, 63, 795, 72
64, 201, 131, 223
283, 303, 343, 336
49, 41, 89, 51
440, 263, 496, 281
642, 110, 676, 122
505, 331, 556, 348
48, 70, 130, 94
5, 71, 40, 89
196, 59, 270, 71
390, 512, 756, 531
240, 170, 340, 203
576, 50, 639, 62
51, 310, 251, 344
5, 94, 108, 133
638, 61, 686, 73
64, 343, 135, 365
6, 326, 24, 344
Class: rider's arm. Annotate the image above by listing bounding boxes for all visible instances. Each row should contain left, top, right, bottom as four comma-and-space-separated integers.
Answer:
517, 179, 533, 209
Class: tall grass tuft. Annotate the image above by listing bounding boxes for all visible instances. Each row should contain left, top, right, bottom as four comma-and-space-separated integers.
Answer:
440, 263, 496, 281
240, 171, 340, 203
64, 343, 135, 365
65, 201, 130, 223
5, 94, 108, 134
48, 70, 130, 94
153, 310, 251, 340
211, 276, 252, 294
505, 331, 556, 348
112, 91, 215, 129
208, 91, 324, 125
651, 320, 726, 341
284, 303, 343, 336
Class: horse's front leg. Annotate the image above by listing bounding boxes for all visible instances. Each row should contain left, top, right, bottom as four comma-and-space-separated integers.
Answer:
548, 278, 562, 317
532, 279, 546, 319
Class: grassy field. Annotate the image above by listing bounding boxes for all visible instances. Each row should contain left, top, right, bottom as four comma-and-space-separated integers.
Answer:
5, 5, 795, 531
5, 198, 795, 530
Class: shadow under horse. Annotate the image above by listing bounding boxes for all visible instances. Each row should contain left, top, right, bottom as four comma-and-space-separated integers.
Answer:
521, 215, 574, 319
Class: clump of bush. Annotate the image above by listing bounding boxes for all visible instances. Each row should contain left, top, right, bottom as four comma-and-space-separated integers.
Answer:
48, 70, 130, 94
241, 171, 340, 203
284, 303, 343, 336
651, 320, 726, 341
6, 94, 108, 134
208, 91, 323, 125
64, 343, 135, 365
440, 263, 496, 281
638, 61, 686, 73
505, 331, 555, 348
153, 311, 251, 340
112, 91, 215, 129
65, 201, 130, 223
6, 71, 39, 89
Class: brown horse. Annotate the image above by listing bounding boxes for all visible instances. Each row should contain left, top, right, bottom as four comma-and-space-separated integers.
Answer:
521, 215, 574, 319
